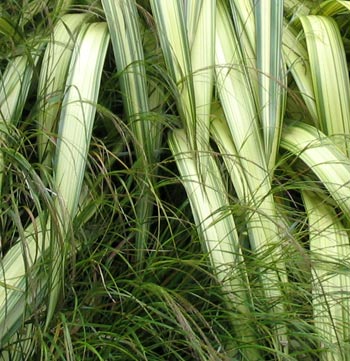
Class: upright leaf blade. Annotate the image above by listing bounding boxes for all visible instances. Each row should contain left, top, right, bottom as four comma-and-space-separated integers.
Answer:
54, 22, 110, 221
101, 0, 156, 160
48, 21, 110, 325
150, 0, 197, 147
0, 50, 41, 191
255, 0, 286, 170
282, 22, 317, 122
169, 128, 261, 360
101, 0, 160, 266
37, 14, 88, 166
189, 0, 215, 153
303, 190, 350, 359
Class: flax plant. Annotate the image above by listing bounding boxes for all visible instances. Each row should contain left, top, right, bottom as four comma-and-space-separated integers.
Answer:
37, 13, 88, 167
169, 129, 261, 360
300, 15, 350, 156
0, 49, 41, 190
281, 4, 350, 358
47, 20, 110, 326
303, 190, 350, 360
1, 0, 350, 359
101, 0, 162, 266
213, 1, 289, 353
0, 13, 110, 358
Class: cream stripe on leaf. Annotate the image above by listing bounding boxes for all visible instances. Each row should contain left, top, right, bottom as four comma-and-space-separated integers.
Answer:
228, 0, 258, 102
228, 0, 256, 58
151, 0, 215, 178
215, 1, 283, 259
47, 21, 110, 326
255, 0, 286, 170
184, 0, 203, 49
0, 49, 40, 191
169, 128, 261, 360
37, 14, 88, 167
300, 15, 350, 156
101, 0, 156, 161
149, 0, 197, 149
302, 190, 350, 360
214, 3, 288, 351
282, 22, 317, 123
211, 108, 289, 353
189, 0, 215, 157
281, 122, 350, 221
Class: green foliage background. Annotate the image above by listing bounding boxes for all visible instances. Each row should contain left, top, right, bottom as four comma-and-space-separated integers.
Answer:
0, 0, 350, 360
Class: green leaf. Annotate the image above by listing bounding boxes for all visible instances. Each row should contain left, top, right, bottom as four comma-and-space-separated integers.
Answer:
101, 0, 156, 160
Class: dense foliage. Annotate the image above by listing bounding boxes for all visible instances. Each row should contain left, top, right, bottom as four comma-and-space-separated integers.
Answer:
0, 0, 350, 360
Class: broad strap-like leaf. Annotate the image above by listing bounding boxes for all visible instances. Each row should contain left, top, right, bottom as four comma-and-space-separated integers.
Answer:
215, 1, 266, 176
300, 15, 350, 156
255, 0, 286, 170
211, 110, 288, 351
169, 128, 261, 360
314, 0, 350, 16
0, 53, 39, 126
101, 0, 156, 161
302, 190, 350, 359
228, 0, 256, 58
281, 122, 350, 221
37, 13, 88, 166
0, 49, 41, 193
0, 218, 48, 349
187, 0, 215, 154
54, 22, 110, 221
48, 21, 110, 326
150, 0, 197, 147
228, 0, 258, 103
102, 0, 161, 267
282, 22, 317, 122
151, 0, 215, 167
